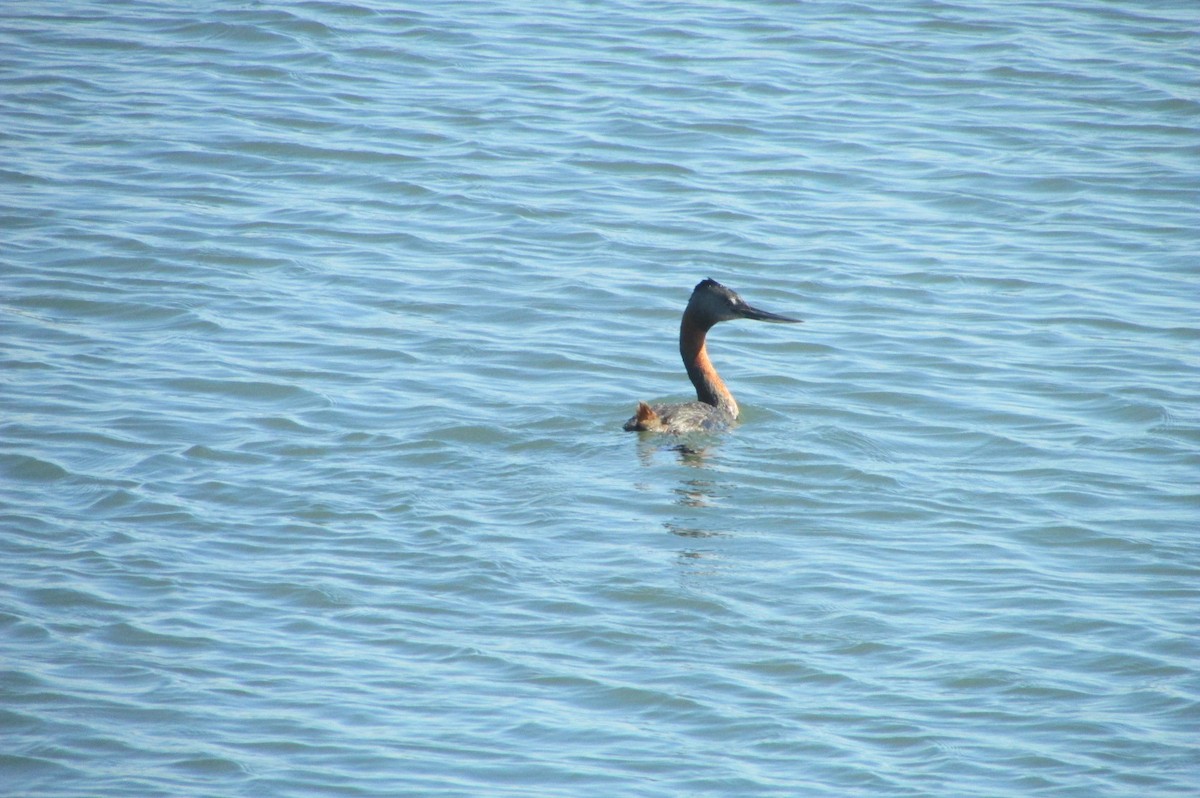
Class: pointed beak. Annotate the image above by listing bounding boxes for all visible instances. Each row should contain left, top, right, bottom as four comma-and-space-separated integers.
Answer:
739, 303, 802, 323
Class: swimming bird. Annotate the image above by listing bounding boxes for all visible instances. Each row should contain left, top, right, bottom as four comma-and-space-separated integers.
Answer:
623, 278, 800, 434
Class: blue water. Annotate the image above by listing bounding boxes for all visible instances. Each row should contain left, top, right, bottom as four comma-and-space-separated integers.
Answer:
2, 2, 1198, 796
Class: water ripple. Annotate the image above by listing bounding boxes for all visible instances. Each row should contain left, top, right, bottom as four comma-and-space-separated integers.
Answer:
3, 1, 1198, 796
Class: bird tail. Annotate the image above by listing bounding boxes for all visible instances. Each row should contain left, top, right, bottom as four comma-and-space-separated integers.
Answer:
623, 401, 660, 432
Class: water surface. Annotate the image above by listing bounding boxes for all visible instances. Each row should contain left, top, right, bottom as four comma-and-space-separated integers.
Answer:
2, 2, 1198, 796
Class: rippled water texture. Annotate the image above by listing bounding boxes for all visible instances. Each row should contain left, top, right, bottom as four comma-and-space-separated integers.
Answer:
2, 2, 1198, 796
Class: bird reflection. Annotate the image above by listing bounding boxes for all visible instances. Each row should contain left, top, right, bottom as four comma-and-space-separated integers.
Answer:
664, 522, 725, 539
634, 438, 713, 469
633, 437, 725, 541
673, 478, 717, 508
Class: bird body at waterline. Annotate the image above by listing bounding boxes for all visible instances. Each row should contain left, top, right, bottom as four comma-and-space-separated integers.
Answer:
623, 279, 801, 434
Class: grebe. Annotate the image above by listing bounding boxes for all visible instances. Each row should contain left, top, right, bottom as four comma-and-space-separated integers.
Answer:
623, 278, 800, 434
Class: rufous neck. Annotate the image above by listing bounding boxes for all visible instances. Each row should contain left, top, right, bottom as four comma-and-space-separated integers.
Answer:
679, 314, 738, 418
